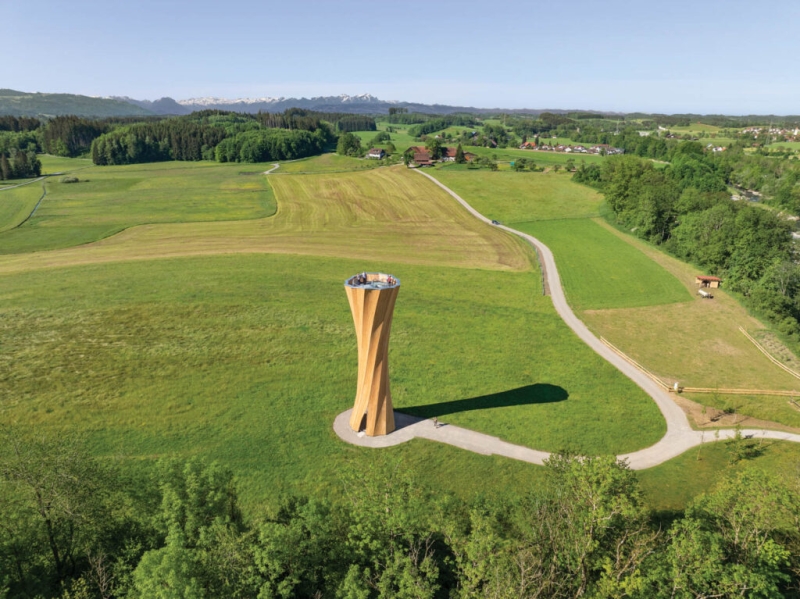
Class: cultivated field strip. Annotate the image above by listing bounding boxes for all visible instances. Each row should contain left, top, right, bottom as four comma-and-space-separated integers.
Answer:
0, 167, 531, 275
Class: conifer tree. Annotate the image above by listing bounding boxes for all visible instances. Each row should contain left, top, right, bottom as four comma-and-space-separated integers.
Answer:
455, 143, 466, 164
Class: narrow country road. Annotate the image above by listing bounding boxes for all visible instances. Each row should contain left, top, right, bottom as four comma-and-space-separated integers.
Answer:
334, 169, 800, 469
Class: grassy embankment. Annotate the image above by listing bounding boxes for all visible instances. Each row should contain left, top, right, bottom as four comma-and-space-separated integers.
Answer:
0, 160, 667, 510
0, 183, 44, 232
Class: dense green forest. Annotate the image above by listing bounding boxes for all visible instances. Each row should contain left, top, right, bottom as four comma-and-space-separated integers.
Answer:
91, 110, 345, 165
0, 110, 368, 174
2, 429, 798, 599
91, 120, 229, 164
0, 117, 41, 133
43, 117, 110, 158
574, 146, 800, 344
215, 127, 332, 163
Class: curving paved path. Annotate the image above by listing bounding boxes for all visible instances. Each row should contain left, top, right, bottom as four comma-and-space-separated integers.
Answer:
333, 169, 800, 469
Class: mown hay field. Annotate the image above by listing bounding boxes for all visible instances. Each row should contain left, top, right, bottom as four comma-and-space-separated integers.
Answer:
0, 161, 276, 255
0, 166, 531, 275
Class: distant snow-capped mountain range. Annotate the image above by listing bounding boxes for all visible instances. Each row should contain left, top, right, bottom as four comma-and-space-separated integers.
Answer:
177, 93, 388, 107
109, 93, 484, 116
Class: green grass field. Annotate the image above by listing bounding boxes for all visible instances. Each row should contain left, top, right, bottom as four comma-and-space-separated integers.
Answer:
0, 182, 44, 232
638, 440, 800, 511
423, 168, 800, 427
0, 161, 276, 255
0, 253, 666, 508
427, 169, 690, 311
516, 219, 692, 310
39, 154, 93, 174
2, 155, 797, 513
429, 170, 604, 222
670, 123, 722, 134
767, 141, 800, 151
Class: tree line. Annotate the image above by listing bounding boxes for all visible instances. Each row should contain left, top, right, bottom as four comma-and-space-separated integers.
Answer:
0, 109, 372, 174
91, 120, 228, 164
90, 110, 341, 165
1, 428, 798, 599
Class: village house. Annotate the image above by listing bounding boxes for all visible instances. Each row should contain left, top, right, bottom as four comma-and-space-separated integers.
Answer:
366, 148, 385, 159
440, 147, 458, 162
409, 146, 473, 166
522, 142, 623, 156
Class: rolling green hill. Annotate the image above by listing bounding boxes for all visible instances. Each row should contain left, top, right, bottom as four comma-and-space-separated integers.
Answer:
0, 88, 154, 117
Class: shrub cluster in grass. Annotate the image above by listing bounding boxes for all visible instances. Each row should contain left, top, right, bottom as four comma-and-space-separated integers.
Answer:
60, 175, 79, 183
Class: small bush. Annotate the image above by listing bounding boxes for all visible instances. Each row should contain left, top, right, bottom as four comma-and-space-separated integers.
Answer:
60, 176, 80, 184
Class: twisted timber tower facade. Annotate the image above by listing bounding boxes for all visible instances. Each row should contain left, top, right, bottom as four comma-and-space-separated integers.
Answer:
344, 272, 400, 436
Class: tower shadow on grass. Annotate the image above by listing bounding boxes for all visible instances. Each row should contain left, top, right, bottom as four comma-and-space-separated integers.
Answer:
399, 383, 568, 419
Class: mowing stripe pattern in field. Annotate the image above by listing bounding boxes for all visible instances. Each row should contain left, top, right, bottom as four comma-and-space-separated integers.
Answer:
0, 161, 277, 255
0, 166, 532, 275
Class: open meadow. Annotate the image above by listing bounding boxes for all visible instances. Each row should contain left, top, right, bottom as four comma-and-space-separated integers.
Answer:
0, 157, 673, 510
431, 169, 604, 222
515, 219, 692, 310
427, 168, 800, 431
0, 166, 530, 274
0, 161, 276, 254
4, 154, 798, 514
767, 140, 800, 151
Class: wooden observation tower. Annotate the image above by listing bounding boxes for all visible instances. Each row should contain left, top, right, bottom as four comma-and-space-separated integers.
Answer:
344, 272, 400, 436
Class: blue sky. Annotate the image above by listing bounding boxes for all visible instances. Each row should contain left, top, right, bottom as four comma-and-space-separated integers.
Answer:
2, 0, 799, 113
